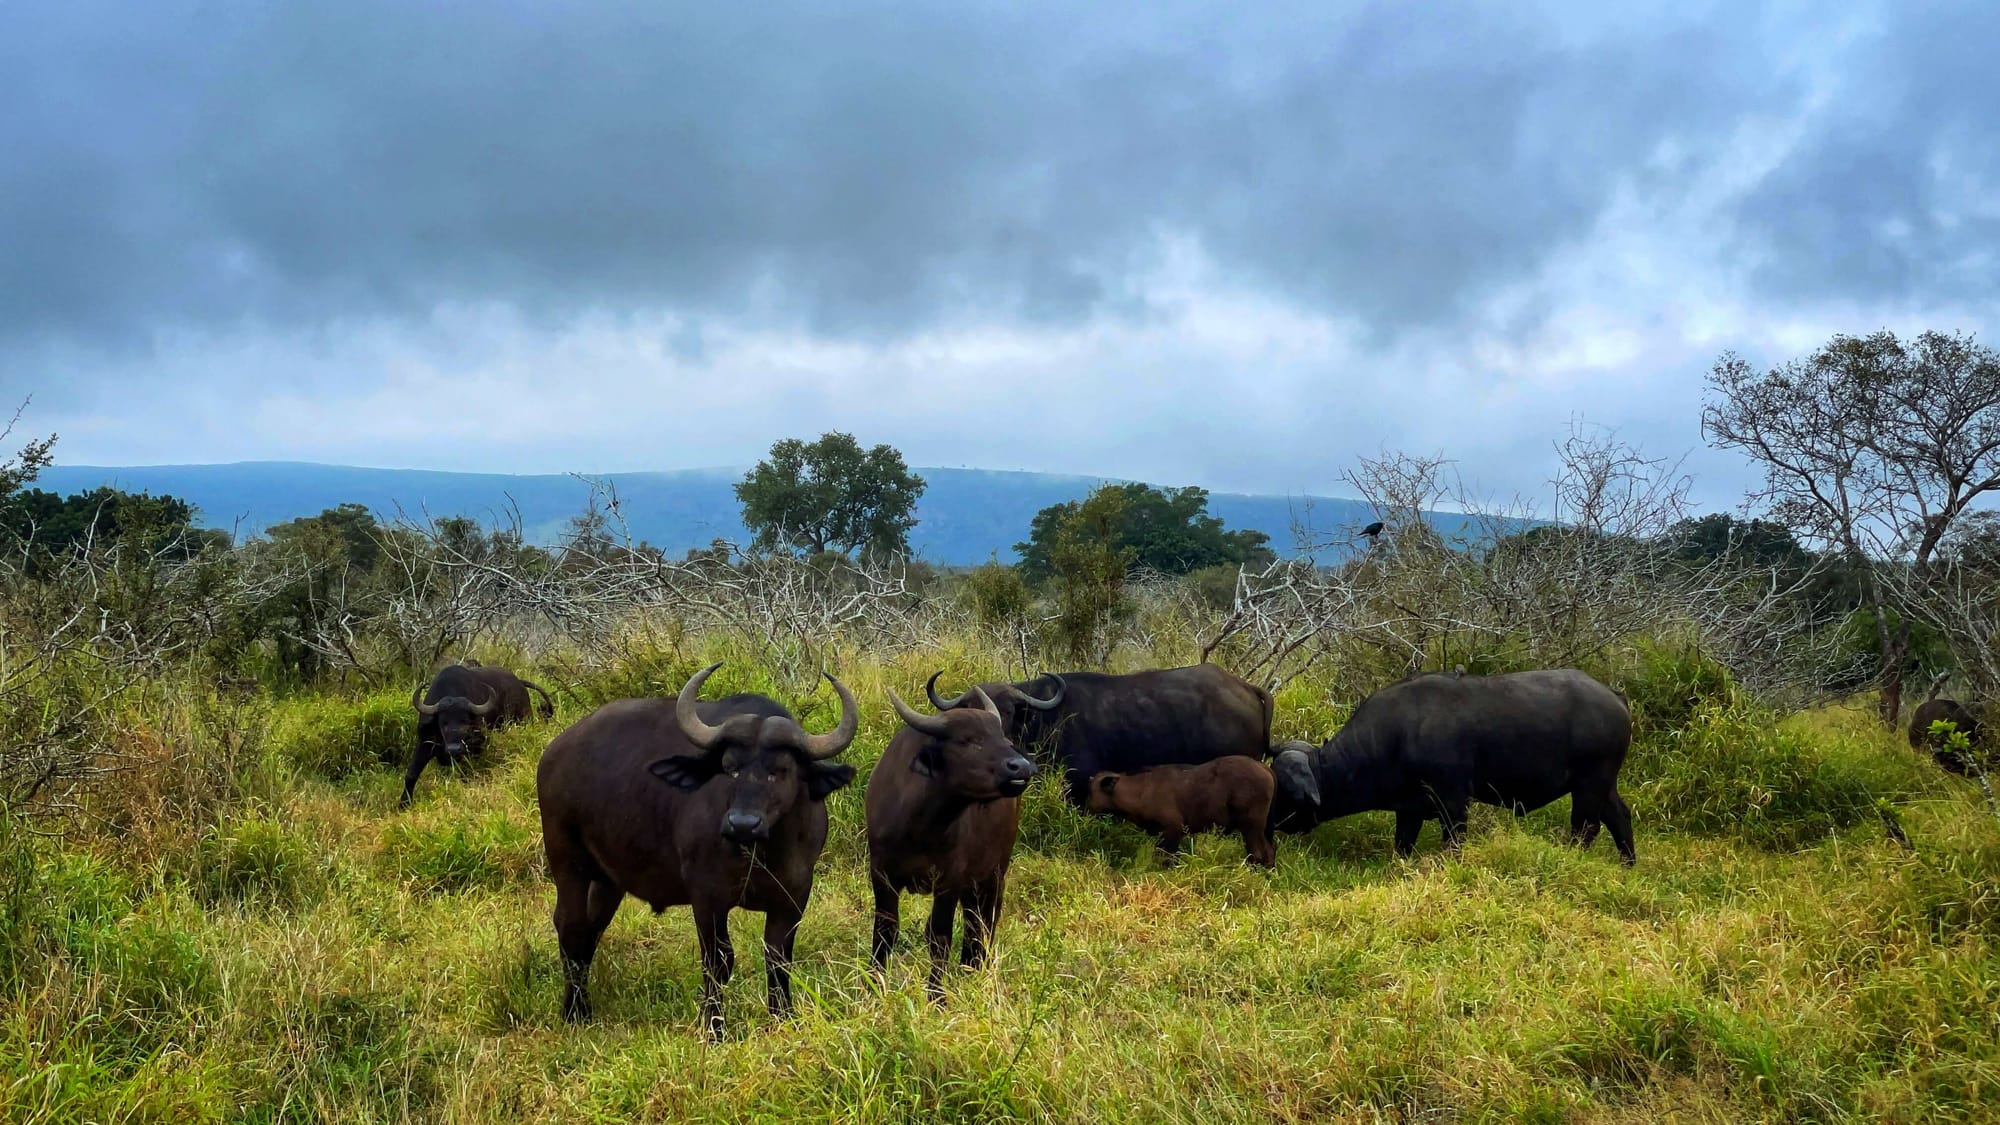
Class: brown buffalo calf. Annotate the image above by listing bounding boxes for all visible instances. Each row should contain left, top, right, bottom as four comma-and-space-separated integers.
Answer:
1085, 756, 1276, 867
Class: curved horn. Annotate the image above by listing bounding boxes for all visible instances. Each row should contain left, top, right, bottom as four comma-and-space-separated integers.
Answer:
798, 673, 859, 760
467, 682, 499, 717
1022, 672, 1066, 712
967, 685, 1003, 723
889, 687, 953, 738
925, 671, 967, 711
412, 684, 441, 717
674, 662, 729, 751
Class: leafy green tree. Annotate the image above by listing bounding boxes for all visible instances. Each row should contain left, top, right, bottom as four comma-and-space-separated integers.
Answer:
1662, 512, 1865, 622
0, 403, 54, 506
1667, 514, 1813, 573
735, 433, 926, 558
0, 487, 224, 565
1705, 329, 2000, 722
1044, 486, 1135, 665
1016, 483, 1271, 584
963, 556, 1033, 628
1830, 606, 1952, 694
255, 504, 392, 681
266, 503, 384, 572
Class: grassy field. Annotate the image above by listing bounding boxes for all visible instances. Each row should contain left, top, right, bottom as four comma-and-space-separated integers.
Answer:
5, 649, 1999, 1123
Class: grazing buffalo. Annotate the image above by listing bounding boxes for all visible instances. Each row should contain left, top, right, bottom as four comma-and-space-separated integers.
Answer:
1084, 756, 1277, 867
927, 663, 1273, 806
535, 663, 859, 1034
1269, 668, 1635, 865
866, 682, 1036, 1001
404, 662, 556, 806
1909, 675, 1984, 777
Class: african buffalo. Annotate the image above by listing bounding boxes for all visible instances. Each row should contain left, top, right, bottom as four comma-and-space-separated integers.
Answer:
1909, 675, 1984, 777
1084, 756, 1277, 867
404, 662, 556, 806
535, 663, 859, 1034
866, 682, 1035, 1001
927, 663, 1273, 806
1270, 668, 1635, 865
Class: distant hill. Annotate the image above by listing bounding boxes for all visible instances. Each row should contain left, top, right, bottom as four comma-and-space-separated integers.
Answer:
34, 462, 1492, 567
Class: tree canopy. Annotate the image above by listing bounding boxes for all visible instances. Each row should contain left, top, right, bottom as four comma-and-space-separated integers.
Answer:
1666, 514, 1813, 573
1015, 483, 1272, 584
1704, 328, 2000, 720
0, 404, 55, 506
266, 503, 386, 573
0, 486, 223, 562
735, 433, 926, 559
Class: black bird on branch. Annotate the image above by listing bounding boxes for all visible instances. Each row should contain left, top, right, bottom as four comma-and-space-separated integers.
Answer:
1357, 521, 1385, 541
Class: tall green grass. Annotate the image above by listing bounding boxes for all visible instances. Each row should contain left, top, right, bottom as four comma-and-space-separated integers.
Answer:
3, 632, 1997, 1122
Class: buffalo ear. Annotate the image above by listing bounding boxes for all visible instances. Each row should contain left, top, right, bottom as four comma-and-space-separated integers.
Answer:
1097, 774, 1118, 794
910, 744, 941, 778
648, 753, 720, 790
807, 761, 857, 800
1272, 748, 1320, 807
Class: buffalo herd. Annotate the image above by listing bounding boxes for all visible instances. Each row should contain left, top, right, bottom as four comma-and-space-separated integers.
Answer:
399, 656, 1676, 1033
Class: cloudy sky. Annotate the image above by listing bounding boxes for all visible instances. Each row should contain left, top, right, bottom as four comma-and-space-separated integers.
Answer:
3, 0, 1994, 509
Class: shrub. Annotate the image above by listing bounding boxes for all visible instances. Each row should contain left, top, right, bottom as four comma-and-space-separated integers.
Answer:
0, 833, 135, 989
1620, 643, 1737, 734
268, 690, 416, 780
80, 915, 222, 1056
377, 811, 541, 894
1185, 564, 1242, 611
1042, 486, 1134, 666
963, 559, 1033, 628
187, 814, 329, 907
1828, 606, 1952, 694
1628, 703, 1930, 850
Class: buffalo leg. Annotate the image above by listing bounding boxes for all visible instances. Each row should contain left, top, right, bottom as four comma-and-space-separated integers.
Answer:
1604, 791, 1636, 866
870, 871, 901, 975
1243, 812, 1277, 869
958, 892, 983, 968
1570, 793, 1604, 849
1156, 831, 1187, 866
764, 908, 802, 1021
924, 891, 959, 1004
399, 743, 435, 808
553, 873, 620, 1022
692, 902, 736, 1039
1437, 796, 1471, 855
1393, 810, 1425, 857
961, 873, 1005, 969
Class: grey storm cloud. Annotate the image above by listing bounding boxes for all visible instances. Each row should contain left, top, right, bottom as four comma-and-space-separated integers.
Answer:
10, 0, 1965, 372
1731, 3, 2000, 304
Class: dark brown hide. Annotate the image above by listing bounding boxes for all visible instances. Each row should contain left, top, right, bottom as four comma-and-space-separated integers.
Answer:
535, 664, 858, 1034
404, 663, 556, 806
1909, 697, 1984, 776
866, 685, 1035, 1002
1084, 757, 1277, 867
930, 663, 1272, 805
